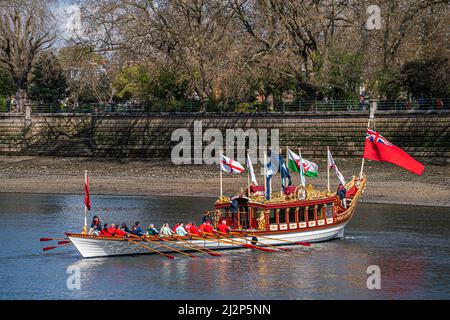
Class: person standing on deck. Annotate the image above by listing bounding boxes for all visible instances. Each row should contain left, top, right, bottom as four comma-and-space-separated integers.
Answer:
337, 184, 347, 208
202, 212, 211, 224
89, 216, 102, 235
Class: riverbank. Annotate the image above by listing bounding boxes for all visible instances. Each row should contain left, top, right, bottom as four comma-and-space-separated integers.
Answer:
0, 156, 449, 207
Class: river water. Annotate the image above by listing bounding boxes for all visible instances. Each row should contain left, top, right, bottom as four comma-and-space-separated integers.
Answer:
0, 193, 448, 300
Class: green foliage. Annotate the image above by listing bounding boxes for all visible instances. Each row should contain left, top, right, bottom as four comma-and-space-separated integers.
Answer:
234, 101, 264, 112
28, 53, 68, 103
324, 50, 364, 100
113, 65, 150, 102
146, 67, 189, 102
399, 56, 450, 98
0, 69, 15, 97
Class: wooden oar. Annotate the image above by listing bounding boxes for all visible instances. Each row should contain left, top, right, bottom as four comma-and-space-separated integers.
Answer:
42, 243, 72, 251
172, 235, 222, 257
127, 238, 175, 260
216, 231, 291, 251
198, 232, 276, 253
40, 237, 68, 242
230, 231, 311, 247
58, 240, 72, 245
140, 236, 198, 259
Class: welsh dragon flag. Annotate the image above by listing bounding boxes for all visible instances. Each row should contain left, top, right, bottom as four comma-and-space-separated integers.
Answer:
288, 149, 318, 177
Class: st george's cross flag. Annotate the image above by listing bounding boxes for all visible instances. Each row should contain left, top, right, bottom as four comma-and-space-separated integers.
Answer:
363, 129, 424, 175
220, 154, 245, 174
84, 171, 91, 210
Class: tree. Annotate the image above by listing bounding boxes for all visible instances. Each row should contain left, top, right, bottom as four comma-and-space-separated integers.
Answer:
28, 52, 68, 104
0, 1, 56, 112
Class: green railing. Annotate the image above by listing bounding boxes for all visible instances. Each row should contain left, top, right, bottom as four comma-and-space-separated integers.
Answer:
1, 98, 449, 114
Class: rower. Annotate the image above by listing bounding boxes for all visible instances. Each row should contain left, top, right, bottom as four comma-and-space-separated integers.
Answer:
176, 223, 188, 236
147, 224, 159, 236
190, 223, 201, 235
132, 221, 145, 236
203, 221, 215, 234
113, 225, 127, 237
217, 220, 230, 234
100, 223, 113, 236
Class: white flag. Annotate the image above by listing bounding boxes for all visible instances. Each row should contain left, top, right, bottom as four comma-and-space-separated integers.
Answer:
246, 154, 258, 185
220, 154, 245, 174
328, 149, 346, 186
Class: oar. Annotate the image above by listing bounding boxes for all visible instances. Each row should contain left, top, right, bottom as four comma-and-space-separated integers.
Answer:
140, 236, 198, 259
40, 237, 68, 242
127, 238, 175, 260
230, 231, 311, 247
172, 235, 222, 257
42, 243, 72, 251
58, 240, 72, 245
216, 231, 291, 251
198, 232, 276, 253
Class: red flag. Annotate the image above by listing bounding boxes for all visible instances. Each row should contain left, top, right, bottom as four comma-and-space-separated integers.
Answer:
363, 129, 424, 175
84, 172, 91, 210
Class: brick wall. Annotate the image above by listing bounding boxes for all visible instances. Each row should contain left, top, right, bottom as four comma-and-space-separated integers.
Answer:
0, 111, 448, 163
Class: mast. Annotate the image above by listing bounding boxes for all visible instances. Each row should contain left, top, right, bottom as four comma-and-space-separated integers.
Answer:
327, 146, 330, 192
83, 170, 88, 234
219, 150, 223, 198
298, 148, 305, 187
279, 148, 283, 194
263, 150, 267, 200
359, 99, 377, 179
247, 149, 250, 197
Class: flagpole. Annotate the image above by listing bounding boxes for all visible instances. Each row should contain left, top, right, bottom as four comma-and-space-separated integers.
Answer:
298, 148, 305, 187
359, 118, 371, 179
327, 146, 330, 192
83, 170, 88, 234
263, 150, 267, 201
219, 151, 223, 198
279, 148, 283, 195
247, 150, 250, 197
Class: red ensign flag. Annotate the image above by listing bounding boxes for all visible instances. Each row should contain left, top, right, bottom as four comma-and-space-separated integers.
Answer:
84, 172, 91, 210
363, 129, 424, 175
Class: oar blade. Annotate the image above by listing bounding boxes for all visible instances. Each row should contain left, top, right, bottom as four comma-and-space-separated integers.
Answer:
208, 252, 222, 257
58, 240, 71, 245
295, 241, 311, 246
166, 255, 176, 260
278, 247, 292, 251
40, 238, 53, 242
42, 246, 57, 251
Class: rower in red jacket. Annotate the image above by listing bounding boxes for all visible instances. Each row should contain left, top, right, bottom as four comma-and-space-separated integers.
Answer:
113, 225, 127, 237
189, 223, 201, 235
217, 220, 230, 234
100, 224, 113, 236
203, 221, 215, 234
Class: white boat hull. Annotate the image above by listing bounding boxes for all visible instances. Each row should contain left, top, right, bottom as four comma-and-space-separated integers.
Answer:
68, 222, 347, 258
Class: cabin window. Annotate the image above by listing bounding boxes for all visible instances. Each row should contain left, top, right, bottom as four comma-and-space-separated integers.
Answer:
269, 209, 277, 224
308, 206, 315, 221
298, 208, 306, 222
317, 205, 324, 219
279, 209, 287, 223
325, 204, 332, 218
288, 208, 296, 224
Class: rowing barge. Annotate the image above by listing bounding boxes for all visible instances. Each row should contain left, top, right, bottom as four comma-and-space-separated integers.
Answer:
65, 175, 366, 258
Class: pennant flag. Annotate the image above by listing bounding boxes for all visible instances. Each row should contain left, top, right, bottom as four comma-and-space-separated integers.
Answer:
328, 149, 346, 186
363, 129, 424, 175
288, 149, 305, 186
84, 171, 91, 211
279, 154, 292, 190
220, 154, 245, 174
246, 153, 258, 185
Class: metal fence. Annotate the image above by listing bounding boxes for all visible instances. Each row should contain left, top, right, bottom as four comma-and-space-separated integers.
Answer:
1, 98, 449, 114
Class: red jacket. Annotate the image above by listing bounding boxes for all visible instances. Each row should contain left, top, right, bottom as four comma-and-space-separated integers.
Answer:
217, 223, 230, 234
113, 228, 127, 237
203, 224, 214, 234
100, 229, 113, 236
198, 223, 206, 232
190, 225, 201, 235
